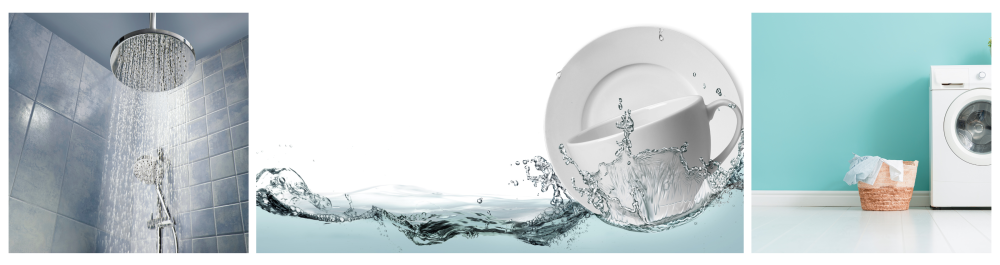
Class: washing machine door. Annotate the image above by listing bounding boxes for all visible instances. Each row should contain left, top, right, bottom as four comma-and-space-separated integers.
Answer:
944, 88, 991, 165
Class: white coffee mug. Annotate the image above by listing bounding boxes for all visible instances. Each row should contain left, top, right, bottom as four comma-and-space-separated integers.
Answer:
562, 95, 742, 225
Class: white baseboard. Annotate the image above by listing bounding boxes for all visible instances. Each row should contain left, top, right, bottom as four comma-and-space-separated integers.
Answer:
753, 190, 930, 207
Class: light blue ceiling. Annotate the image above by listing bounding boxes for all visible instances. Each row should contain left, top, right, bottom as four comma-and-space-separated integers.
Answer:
26, 13, 249, 71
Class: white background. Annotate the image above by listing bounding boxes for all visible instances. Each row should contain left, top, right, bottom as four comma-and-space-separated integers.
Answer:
3, 0, 999, 262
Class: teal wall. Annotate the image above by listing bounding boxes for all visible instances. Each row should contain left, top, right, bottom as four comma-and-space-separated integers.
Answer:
752, 13, 991, 191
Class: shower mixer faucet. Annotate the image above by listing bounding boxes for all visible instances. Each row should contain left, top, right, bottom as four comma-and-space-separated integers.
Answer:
133, 148, 179, 253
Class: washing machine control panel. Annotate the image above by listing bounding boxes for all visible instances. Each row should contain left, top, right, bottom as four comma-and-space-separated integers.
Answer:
978, 71, 987, 80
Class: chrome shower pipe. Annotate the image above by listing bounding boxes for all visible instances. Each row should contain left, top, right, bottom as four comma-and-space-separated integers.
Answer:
150, 13, 155, 29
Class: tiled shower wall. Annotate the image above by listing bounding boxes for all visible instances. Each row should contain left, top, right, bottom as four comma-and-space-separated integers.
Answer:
163, 36, 250, 253
8, 13, 249, 253
9, 13, 113, 253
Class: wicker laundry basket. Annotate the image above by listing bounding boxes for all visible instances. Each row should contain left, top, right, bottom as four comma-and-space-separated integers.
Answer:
857, 161, 919, 211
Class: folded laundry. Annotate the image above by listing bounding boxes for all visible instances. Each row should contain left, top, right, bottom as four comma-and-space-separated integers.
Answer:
844, 154, 905, 185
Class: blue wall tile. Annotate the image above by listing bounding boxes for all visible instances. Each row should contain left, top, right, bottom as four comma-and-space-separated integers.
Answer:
214, 204, 243, 235
186, 97, 206, 122
208, 129, 232, 157
240, 202, 248, 232
173, 164, 190, 189
179, 239, 192, 253
223, 62, 248, 86
234, 148, 248, 175
192, 236, 218, 253
73, 58, 114, 138
226, 78, 249, 105
9, 89, 34, 182
222, 43, 244, 68
36, 34, 84, 118
51, 215, 98, 253
237, 174, 249, 202
9, 198, 58, 253
204, 72, 225, 94
206, 108, 231, 134
230, 122, 248, 148
206, 86, 228, 113
190, 208, 216, 238
8, 14, 52, 100
190, 159, 212, 186
213, 176, 238, 207
210, 152, 236, 180
11, 105, 73, 212
203, 55, 223, 76
177, 212, 192, 239
242, 38, 248, 59
188, 137, 209, 162
186, 80, 204, 103
177, 187, 192, 214
217, 234, 246, 253
190, 182, 214, 211
187, 117, 207, 141
57, 124, 105, 227
229, 100, 248, 125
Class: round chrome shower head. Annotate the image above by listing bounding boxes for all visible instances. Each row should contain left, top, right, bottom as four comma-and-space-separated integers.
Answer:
110, 15, 195, 92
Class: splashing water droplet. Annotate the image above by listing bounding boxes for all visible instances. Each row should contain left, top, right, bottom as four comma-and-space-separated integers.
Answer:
556, 71, 561, 79
477, 198, 483, 204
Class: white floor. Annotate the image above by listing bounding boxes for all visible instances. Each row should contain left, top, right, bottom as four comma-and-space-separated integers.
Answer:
752, 207, 991, 253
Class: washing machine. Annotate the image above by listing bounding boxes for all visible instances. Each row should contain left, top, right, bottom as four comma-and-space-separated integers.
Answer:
930, 65, 991, 208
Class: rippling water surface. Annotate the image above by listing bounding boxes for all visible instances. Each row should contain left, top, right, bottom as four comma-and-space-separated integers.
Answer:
256, 101, 743, 252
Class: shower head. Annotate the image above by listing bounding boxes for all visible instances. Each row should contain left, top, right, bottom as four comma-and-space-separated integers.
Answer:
110, 13, 195, 92
133, 148, 167, 185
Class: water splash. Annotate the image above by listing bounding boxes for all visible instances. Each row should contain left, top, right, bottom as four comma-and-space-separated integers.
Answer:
256, 99, 743, 248
558, 99, 743, 231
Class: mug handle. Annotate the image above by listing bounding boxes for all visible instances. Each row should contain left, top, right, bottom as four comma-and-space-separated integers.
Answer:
705, 99, 743, 164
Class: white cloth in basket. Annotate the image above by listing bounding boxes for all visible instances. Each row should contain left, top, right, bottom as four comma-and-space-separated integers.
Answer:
844, 154, 905, 185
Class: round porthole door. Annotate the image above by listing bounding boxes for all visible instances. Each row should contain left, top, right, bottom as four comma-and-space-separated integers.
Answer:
944, 88, 991, 166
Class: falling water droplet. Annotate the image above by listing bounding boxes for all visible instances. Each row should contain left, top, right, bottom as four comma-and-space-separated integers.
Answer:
477, 198, 483, 204
556, 71, 561, 79
716, 88, 722, 96
618, 98, 623, 110
703, 83, 706, 89
658, 28, 664, 41
692, 72, 697, 77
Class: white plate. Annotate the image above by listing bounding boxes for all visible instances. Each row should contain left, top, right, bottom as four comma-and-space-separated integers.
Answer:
544, 27, 741, 214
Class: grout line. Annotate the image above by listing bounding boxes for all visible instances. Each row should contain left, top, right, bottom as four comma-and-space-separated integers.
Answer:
849, 210, 873, 253
47, 115, 78, 253
70, 52, 86, 121
10, 92, 36, 194
33, 28, 53, 100
11, 25, 54, 195
929, 211, 957, 253
955, 210, 991, 241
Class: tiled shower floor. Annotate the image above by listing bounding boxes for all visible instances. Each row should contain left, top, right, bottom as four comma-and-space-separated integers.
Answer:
752, 207, 990, 253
